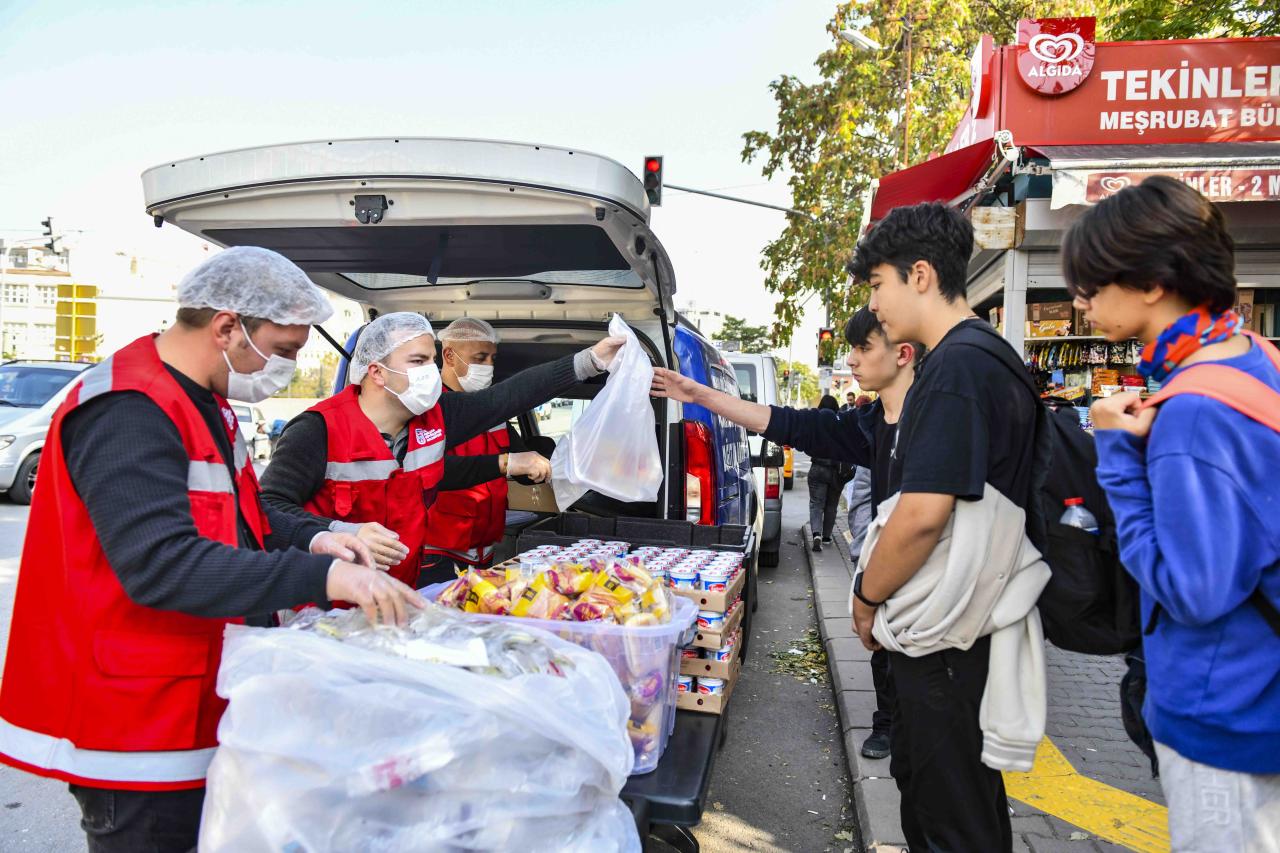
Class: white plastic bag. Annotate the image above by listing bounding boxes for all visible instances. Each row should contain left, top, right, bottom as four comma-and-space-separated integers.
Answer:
552, 314, 662, 510
200, 607, 640, 853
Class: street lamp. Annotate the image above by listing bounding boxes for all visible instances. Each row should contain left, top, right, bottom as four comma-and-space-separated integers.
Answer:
840, 18, 918, 169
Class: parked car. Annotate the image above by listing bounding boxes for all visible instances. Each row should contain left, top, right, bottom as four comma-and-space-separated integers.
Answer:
231, 404, 271, 460
143, 136, 778, 615
724, 352, 784, 567
0, 360, 91, 504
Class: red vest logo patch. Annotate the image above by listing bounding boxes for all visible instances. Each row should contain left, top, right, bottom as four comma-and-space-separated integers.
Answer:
1017, 17, 1095, 96
415, 427, 428, 445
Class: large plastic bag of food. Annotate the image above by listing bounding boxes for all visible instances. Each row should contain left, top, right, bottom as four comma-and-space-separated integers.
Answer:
551, 314, 662, 510
199, 605, 640, 852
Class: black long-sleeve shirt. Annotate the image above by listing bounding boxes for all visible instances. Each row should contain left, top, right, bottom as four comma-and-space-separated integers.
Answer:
261, 354, 577, 528
61, 366, 333, 620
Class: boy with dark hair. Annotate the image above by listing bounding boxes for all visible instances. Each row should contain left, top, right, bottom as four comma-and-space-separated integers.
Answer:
1066, 176, 1280, 850
651, 306, 920, 762
848, 202, 1042, 852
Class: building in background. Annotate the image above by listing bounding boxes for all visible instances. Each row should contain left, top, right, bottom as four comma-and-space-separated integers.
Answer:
0, 245, 68, 360
678, 302, 727, 341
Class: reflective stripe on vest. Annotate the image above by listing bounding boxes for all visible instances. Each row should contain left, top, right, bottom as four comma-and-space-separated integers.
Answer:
403, 441, 446, 472
187, 461, 234, 493
0, 716, 215, 785
324, 459, 401, 482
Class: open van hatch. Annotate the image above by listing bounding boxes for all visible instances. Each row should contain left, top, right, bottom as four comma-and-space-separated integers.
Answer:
142, 137, 676, 325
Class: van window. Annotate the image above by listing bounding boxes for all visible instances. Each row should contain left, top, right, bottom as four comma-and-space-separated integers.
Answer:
732, 364, 758, 402
535, 397, 592, 441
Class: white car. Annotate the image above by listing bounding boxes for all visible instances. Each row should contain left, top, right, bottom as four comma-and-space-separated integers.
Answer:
232, 404, 270, 460
724, 352, 784, 568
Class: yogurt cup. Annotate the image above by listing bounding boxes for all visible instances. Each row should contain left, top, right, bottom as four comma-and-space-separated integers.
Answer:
699, 566, 732, 592
697, 610, 725, 631
705, 641, 734, 662
697, 677, 725, 696
669, 566, 699, 589
676, 674, 694, 694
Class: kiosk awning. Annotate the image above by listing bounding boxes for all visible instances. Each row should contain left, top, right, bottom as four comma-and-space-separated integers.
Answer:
869, 140, 997, 221
1036, 142, 1280, 209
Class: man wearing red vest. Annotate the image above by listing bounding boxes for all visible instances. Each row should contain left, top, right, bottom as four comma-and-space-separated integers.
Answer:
421, 317, 550, 578
261, 312, 621, 588
0, 247, 424, 853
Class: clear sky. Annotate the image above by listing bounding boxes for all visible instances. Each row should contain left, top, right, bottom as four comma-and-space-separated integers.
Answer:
0, 0, 843, 364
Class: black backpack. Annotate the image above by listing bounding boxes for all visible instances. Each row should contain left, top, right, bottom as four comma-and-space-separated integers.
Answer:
966, 325, 1141, 655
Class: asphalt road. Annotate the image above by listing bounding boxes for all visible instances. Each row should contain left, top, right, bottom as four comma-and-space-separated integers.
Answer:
693, 475, 858, 853
0, 472, 856, 852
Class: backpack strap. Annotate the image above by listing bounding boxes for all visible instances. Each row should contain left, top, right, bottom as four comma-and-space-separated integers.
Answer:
1141, 331, 1280, 638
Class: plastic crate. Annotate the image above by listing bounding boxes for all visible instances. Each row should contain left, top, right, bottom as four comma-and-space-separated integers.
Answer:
517, 515, 749, 554
423, 585, 698, 775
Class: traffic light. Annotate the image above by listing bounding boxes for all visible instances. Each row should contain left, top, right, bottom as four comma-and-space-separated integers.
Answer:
643, 156, 663, 206
817, 327, 835, 368
41, 217, 56, 252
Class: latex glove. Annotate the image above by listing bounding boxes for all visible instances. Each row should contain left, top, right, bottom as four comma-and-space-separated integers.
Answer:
589, 336, 627, 371
356, 522, 411, 568
650, 367, 703, 404
311, 531, 376, 570
506, 450, 551, 483
326, 561, 425, 628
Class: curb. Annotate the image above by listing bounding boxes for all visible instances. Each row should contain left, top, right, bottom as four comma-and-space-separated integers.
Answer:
802, 520, 908, 853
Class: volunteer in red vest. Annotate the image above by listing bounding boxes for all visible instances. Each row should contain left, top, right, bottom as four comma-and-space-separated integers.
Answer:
261, 312, 622, 588
0, 247, 423, 853
420, 317, 550, 579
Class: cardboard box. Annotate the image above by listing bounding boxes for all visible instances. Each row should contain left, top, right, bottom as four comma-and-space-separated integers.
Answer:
670, 566, 745, 613
1026, 319, 1073, 338
692, 599, 744, 650
506, 482, 558, 513
677, 661, 742, 715
971, 204, 1025, 250
1073, 308, 1101, 337
1030, 302, 1074, 321
1235, 289, 1255, 331
680, 629, 741, 679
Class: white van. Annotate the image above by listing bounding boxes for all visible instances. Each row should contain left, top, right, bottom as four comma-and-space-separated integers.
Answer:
142, 137, 779, 605
723, 353, 784, 567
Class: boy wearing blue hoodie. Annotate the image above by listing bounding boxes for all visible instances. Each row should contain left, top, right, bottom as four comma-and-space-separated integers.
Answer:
1065, 175, 1280, 850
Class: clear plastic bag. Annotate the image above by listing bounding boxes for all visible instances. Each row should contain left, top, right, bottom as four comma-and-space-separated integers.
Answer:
200, 606, 641, 852
551, 314, 662, 510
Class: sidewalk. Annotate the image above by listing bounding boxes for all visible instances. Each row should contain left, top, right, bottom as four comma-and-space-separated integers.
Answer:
805, 513, 1168, 853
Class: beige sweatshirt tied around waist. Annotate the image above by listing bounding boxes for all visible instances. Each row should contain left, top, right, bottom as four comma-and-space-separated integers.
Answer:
852, 484, 1051, 772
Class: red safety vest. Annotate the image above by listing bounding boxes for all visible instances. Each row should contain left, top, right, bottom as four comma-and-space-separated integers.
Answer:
304, 386, 446, 587
0, 335, 268, 791
423, 387, 510, 566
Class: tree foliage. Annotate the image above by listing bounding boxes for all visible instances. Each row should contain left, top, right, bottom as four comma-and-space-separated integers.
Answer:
712, 315, 773, 354
1108, 0, 1277, 39
779, 359, 821, 407
742, 0, 1138, 347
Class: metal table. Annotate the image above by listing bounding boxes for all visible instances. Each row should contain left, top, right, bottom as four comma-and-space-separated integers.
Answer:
621, 710, 727, 853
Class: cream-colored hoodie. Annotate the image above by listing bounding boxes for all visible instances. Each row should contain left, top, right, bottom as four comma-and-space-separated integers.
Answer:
852, 484, 1051, 772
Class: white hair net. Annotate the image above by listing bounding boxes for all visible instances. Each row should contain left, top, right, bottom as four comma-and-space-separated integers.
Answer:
348, 312, 436, 383
438, 317, 499, 345
177, 247, 333, 326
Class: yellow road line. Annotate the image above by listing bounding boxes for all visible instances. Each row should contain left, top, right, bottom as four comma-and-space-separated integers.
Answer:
1003, 737, 1170, 853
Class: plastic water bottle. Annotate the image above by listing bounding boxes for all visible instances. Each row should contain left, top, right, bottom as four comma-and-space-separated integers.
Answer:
1060, 497, 1099, 535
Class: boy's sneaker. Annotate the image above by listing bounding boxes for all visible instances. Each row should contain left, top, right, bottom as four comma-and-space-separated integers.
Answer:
812, 536, 823, 552
822, 536, 834, 544
861, 731, 890, 760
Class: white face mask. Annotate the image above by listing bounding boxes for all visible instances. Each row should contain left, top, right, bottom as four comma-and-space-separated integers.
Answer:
378, 361, 442, 415
224, 320, 296, 403
456, 362, 494, 392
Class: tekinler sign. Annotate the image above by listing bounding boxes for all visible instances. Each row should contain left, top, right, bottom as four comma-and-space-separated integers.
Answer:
1002, 30, 1280, 145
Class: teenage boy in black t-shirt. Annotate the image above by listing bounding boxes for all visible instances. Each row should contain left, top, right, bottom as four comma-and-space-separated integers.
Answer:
848, 202, 1037, 852
650, 306, 920, 762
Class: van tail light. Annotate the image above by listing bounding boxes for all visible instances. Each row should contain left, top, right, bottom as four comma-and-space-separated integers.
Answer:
765, 467, 781, 500
683, 420, 716, 526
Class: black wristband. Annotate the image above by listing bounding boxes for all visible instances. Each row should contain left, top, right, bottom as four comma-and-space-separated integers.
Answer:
853, 572, 885, 608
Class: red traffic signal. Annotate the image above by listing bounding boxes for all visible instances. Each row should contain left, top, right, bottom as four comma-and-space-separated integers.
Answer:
643, 155, 663, 205
818, 328, 834, 344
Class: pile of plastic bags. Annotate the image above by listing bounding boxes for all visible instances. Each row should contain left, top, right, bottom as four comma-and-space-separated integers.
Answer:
199, 604, 641, 852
